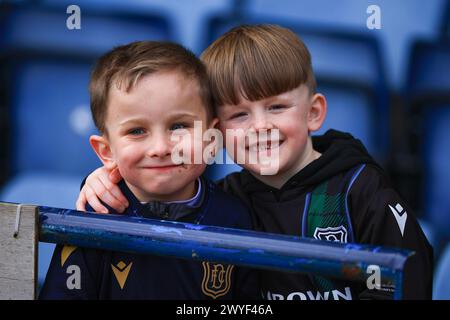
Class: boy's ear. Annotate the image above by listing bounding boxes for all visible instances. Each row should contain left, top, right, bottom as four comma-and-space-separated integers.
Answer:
307, 93, 327, 132
89, 135, 117, 170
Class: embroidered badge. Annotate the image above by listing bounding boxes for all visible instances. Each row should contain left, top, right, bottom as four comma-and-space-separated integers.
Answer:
201, 262, 234, 299
313, 226, 348, 243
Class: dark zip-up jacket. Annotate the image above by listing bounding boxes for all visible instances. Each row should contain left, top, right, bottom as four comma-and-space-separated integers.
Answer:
219, 130, 433, 300
39, 177, 260, 300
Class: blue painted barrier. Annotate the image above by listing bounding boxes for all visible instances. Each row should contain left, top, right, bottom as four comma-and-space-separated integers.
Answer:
36, 205, 413, 299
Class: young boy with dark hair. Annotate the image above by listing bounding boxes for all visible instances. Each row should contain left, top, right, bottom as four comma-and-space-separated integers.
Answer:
77, 25, 433, 300
40, 41, 259, 300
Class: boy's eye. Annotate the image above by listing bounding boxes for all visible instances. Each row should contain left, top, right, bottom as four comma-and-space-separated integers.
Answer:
269, 104, 286, 111
229, 112, 248, 120
128, 128, 145, 135
170, 123, 188, 131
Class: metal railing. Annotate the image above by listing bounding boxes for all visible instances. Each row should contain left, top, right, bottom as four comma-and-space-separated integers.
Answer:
38, 205, 413, 300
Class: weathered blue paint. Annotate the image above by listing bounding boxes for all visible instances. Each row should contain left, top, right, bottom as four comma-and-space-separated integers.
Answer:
37, 205, 412, 299
394, 271, 404, 300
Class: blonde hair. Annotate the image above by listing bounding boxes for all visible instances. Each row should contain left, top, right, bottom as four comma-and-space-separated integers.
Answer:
201, 24, 316, 107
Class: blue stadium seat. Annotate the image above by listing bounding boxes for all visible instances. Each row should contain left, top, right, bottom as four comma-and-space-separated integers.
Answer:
407, 40, 450, 238
0, 4, 172, 56
0, 4, 173, 175
9, 56, 100, 175
408, 42, 450, 94
422, 105, 450, 238
315, 84, 376, 153
204, 16, 388, 179
239, 0, 445, 91
43, 0, 234, 53
433, 243, 450, 299
440, 0, 450, 37
285, 27, 387, 158
419, 219, 438, 251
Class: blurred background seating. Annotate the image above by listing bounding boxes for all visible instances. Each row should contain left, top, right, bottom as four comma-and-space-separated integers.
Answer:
0, 0, 449, 298
405, 40, 450, 254
434, 243, 450, 299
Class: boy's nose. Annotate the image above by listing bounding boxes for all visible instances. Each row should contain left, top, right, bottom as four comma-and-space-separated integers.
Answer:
251, 115, 274, 131
146, 135, 172, 158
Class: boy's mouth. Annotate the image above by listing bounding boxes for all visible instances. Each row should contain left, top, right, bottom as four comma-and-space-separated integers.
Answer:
246, 140, 284, 152
142, 164, 184, 171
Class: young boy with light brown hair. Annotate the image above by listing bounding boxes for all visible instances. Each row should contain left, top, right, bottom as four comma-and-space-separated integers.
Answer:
77, 25, 433, 300
40, 41, 259, 299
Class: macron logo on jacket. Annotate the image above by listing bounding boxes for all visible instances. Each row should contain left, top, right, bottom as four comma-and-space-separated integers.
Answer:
388, 203, 407, 237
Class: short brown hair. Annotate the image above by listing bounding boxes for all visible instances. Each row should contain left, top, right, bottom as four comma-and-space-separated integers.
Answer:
201, 24, 316, 107
90, 41, 213, 134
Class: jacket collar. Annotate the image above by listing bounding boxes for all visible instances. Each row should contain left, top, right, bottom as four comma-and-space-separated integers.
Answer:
119, 177, 205, 221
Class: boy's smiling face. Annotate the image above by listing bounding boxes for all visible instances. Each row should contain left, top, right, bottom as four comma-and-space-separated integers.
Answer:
92, 70, 216, 202
217, 84, 326, 188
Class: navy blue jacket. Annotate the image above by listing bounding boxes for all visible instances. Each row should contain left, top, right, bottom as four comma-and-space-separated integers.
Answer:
220, 131, 433, 300
39, 177, 260, 300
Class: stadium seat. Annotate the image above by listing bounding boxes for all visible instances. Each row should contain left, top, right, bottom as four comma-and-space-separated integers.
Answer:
433, 243, 450, 299
439, 0, 450, 38
0, 2, 174, 174
419, 219, 438, 251
0, 3, 174, 175
38, 0, 233, 52
406, 40, 450, 238
7, 56, 100, 175
0, 173, 82, 209
422, 105, 450, 238
408, 41, 450, 94
315, 84, 376, 154
294, 28, 388, 158
0, 4, 172, 56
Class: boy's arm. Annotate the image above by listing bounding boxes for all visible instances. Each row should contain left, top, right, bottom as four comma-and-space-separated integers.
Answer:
76, 166, 127, 213
349, 165, 433, 299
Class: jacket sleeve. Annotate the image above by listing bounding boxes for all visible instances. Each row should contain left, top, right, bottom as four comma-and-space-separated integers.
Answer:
348, 165, 433, 300
38, 244, 103, 299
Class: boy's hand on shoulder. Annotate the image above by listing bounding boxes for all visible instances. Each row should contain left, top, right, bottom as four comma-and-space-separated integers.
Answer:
76, 166, 128, 214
